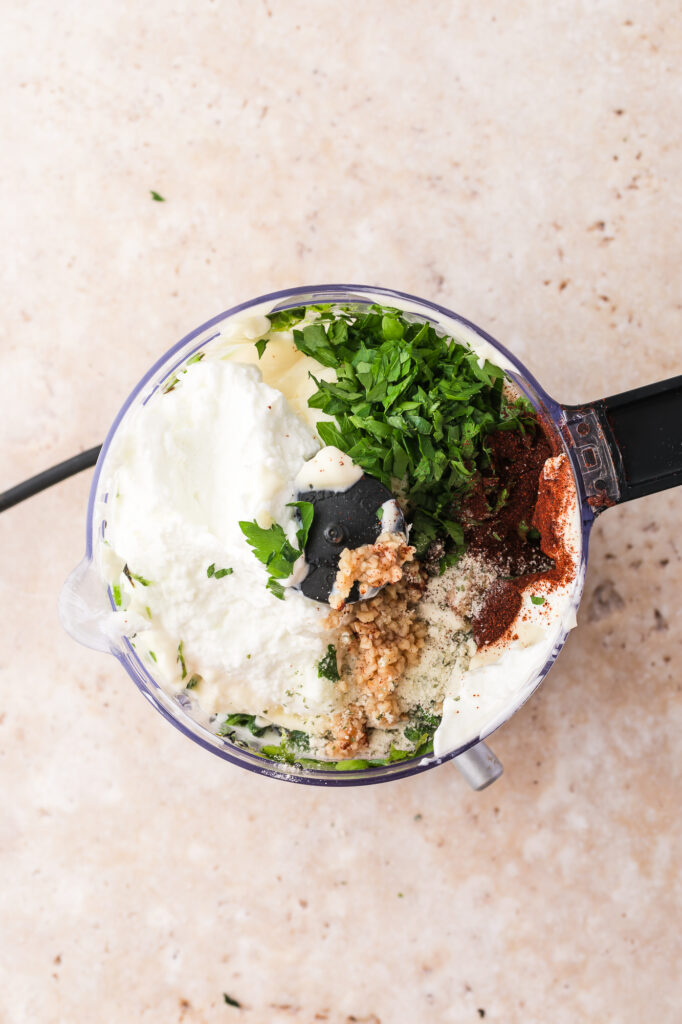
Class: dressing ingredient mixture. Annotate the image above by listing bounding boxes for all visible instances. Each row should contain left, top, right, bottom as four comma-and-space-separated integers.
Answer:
99, 302, 580, 769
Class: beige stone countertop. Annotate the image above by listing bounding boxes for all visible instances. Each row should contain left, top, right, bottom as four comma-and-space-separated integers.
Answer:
1, 2, 680, 1022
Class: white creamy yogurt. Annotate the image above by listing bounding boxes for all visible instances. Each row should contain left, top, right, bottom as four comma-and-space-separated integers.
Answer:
101, 357, 338, 721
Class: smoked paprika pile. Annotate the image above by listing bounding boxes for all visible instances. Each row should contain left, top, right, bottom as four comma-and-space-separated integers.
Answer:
451, 414, 577, 647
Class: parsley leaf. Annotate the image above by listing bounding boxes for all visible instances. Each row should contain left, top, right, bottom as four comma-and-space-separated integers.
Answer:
286, 500, 315, 550
317, 644, 340, 681
255, 338, 268, 359
268, 306, 306, 331
150, 190, 165, 202
239, 503, 314, 598
530, 595, 545, 605
186, 674, 201, 689
223, 992, 241, 1007
219, 713, 269, 737
238, 520, 301, 578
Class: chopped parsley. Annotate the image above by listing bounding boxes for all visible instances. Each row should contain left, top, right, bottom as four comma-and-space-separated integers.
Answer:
112, 584, 122, 608
149, 650, 157, 663
123, 564, 152, 587
177, 641, 187, 680
317, 645, 340, 681
530, 595, 545, 605
218, 713, 269, 738
222, 992, 241, 1007
217, 704, 440, 770
162, 352, 205, 395
255, 338, 268, 359
207, 563, 233, 579
186, 674, 201, 689
239, 501, 314, 599
267, 306, 306, 332
291, 304, 530, 562
150, 190, 165, 202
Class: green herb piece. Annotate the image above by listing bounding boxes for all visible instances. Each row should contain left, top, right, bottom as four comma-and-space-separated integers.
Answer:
223, 992, 241, 1007
266, 577, 286, 600
397, 892, 404, 898
186, 351, 205, 365
177, 641, 187, 680
530, 595, 545, 605
238, 521, 300, 577
260, 726, 311, 763
208, 563, 233, 579
399, 706, 442, 757
145, 605, 152, 620
527, 526, 541, 541
491, 531, 502, 542
288, 730, 310, 751
412, 706, 441, 730
377, 506, 384, 520
186, 674, 201, 689
123, 564, 152, 587
219, 713, 269, 737
255, 338, 268, 359
286, 500, 315, 550
162, 375, 180, 394
388, 744, 413, 762
492, 488, 509, 513
332, 758, 370, 771
268, 306, 306, 332
112, 584, 122, 608
239, 502, 314, 598
149, 650, 157, 663
317, 645, 340, 681
150, 190, 165, 202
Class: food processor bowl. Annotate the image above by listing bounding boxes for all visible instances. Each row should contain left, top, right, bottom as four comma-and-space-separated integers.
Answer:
60, 285, 682, 787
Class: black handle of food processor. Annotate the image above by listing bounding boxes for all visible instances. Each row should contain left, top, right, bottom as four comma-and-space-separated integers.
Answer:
563, 375, 682, 511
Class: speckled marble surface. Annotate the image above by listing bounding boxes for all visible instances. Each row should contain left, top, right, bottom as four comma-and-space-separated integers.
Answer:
1, 3, 681, 1022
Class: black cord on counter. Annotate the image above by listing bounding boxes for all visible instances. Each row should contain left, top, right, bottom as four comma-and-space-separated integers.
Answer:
0, 446, 102, 512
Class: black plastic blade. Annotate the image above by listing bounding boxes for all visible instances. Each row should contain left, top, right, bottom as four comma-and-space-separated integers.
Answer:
295, 475, 405, 604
